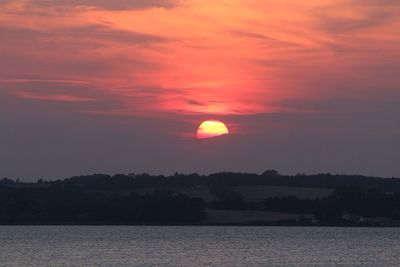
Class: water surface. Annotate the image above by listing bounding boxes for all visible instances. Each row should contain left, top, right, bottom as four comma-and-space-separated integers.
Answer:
1, 226, 399, 266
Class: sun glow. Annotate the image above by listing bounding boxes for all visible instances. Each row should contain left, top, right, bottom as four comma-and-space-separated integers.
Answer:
196, 120, 229, 139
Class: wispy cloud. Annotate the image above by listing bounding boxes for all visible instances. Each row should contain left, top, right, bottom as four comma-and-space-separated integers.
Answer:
0, 0, 399, 117
33, 0, 175, 9
319, 11, 393, 33
14, 91, 97, 102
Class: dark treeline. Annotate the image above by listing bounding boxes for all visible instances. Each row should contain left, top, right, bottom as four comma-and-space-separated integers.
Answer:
264, 187, 400, 224
1, 171, 400, 225
0, 186, 206, 224
2, 170, 400, 192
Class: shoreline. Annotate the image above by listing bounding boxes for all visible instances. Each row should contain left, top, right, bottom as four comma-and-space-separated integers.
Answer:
1, 222, 399, 227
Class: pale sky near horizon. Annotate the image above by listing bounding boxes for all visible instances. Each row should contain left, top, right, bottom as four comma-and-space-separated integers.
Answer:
0, 0, 399, 181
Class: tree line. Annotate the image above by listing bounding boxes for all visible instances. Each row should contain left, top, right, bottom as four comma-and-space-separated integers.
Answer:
1, 171, 400, 225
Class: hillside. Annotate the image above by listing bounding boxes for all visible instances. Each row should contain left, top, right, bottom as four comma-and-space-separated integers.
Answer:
1, 171, 400, 226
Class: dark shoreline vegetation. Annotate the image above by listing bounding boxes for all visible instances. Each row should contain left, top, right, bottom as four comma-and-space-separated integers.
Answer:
1, 171, 400, 226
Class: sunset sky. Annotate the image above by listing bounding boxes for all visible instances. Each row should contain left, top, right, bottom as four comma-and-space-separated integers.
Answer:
1, 0, 399, 180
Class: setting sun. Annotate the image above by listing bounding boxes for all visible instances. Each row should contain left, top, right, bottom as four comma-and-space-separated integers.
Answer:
197, 120, 229, 139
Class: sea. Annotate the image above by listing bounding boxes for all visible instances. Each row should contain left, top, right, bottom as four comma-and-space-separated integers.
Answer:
1, 226, 399, 266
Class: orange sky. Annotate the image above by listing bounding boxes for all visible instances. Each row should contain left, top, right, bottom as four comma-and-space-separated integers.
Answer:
1, 0, 399, 117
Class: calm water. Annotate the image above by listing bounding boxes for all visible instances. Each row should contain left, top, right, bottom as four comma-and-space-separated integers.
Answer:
0, 226, 399, 267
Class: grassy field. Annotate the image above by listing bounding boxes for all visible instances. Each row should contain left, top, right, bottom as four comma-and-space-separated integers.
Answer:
135, 185, 332, 204
232, 185, 333, 203
203, 209, 310, 224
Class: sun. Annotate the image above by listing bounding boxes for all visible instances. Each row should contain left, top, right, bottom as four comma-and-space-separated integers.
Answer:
196, 120, 229, 139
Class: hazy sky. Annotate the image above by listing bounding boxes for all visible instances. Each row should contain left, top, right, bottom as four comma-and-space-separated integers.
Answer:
1, 0, 399, 180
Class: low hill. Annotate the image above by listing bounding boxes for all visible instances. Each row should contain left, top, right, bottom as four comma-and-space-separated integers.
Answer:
3, 171, 399, 192
1, 172, 400, 225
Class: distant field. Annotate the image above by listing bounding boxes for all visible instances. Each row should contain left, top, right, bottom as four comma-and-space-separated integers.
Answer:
133, 186, 217, 202
170, 187, 217, 202
232, 185, 333, 203
134, 185, 332, 204
203, 209, 309, 224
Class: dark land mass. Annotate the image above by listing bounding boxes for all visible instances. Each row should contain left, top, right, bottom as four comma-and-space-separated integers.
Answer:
1, 171, 400, 226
